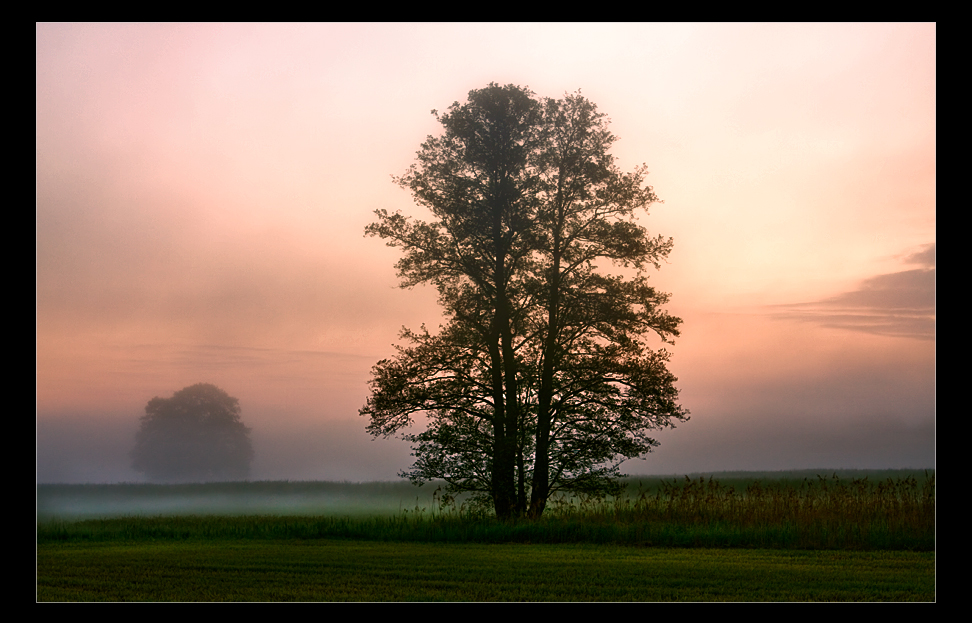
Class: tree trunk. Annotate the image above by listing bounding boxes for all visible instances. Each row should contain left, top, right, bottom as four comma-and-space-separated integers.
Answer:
530, 192, 566, 519
490, 186, 521, 519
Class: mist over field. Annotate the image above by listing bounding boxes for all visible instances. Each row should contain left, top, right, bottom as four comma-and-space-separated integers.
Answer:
37, 379, 933, 484
37, 24, 934, 489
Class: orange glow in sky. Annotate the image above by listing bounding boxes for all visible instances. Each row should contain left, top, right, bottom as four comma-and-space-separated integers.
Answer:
37, 23, 934, 482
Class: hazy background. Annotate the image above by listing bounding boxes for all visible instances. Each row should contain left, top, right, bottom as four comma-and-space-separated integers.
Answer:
37, 23, 935, 483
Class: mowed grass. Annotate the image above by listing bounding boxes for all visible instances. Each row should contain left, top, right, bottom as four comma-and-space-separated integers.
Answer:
37, 540, 934, 601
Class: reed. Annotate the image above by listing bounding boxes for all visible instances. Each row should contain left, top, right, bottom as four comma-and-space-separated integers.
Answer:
535, 472, 935, 550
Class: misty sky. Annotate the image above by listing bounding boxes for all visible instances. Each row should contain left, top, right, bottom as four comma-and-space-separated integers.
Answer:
36, 23, 935, 483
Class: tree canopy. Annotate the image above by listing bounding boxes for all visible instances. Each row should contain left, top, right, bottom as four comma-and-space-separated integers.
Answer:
361, 84, 688, 519
131, 383, 254, 482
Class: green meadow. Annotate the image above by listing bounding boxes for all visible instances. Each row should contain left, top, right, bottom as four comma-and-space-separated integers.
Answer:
37, 470, 935, 602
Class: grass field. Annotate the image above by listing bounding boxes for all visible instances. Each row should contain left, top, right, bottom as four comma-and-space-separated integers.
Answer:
37, 470, 935, 602
38, 541, 933, 601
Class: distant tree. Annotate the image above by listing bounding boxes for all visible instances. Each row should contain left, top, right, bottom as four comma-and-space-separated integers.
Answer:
131, 383, 254, 482
361, 84, 688, 519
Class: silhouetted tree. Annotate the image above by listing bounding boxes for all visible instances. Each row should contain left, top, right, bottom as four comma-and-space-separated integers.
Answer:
362, 84, 688, 519
131, 383, 254, 482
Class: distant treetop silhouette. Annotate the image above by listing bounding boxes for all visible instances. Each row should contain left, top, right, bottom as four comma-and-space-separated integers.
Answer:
131, 383, 254, 482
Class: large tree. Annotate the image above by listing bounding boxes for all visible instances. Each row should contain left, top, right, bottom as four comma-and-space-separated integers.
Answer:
362, 84, 687, 519
131, 383, 254, 482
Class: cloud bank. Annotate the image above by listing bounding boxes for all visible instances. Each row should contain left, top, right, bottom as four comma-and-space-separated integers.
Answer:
773, 243, 935, 340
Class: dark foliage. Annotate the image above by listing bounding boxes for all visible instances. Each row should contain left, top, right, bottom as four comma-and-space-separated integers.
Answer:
131, 383, 253, 482
362, 84, 688, 518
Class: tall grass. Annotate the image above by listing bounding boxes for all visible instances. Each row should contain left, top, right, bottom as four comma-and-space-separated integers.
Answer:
536, 472, 935, 550
38, 472, 934, 550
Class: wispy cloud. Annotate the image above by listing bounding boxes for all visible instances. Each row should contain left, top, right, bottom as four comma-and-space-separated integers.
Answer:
773, 243, 935, 340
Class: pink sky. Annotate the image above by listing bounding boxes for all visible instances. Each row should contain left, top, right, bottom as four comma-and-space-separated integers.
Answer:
37, 23, 935, 482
